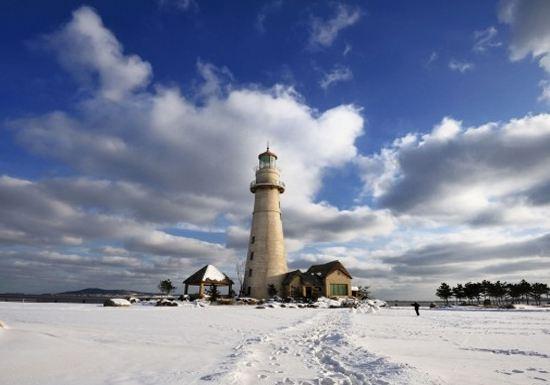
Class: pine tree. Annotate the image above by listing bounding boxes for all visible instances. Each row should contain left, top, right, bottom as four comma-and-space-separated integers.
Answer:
531, 283, 549, 306
518, 279, 532, 304
158, 279, 176, 296
208, 285, 220, 302
436, 282, 452, 305
507, 283, 522, 304
452, 284, 465, 304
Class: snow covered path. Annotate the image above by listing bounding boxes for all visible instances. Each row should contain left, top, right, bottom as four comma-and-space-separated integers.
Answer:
1, 303, 550, 385
218, 310, 436, 385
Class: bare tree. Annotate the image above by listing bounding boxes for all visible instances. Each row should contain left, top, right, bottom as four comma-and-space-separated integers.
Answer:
235, 258, 246, 296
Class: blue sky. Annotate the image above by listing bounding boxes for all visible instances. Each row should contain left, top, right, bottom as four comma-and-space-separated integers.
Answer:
1, 0, 550, 298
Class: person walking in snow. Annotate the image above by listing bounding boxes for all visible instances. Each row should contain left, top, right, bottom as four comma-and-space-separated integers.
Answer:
411, 302, 420, 316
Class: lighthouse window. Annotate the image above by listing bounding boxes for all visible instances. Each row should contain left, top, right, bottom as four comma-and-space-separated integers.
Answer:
247, 287, 251, 296
249, 269, 253, 277
251, 236, 255, 244
260, 154, 275, 169
249, 252, 254, 260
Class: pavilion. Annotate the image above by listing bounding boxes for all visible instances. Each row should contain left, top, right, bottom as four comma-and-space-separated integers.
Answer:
183, 265, 234, 298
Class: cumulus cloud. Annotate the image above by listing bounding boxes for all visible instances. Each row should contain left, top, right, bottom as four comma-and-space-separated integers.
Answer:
195, 60, 234, 98
319, 65, 353, 89
499, 0, 550, 101
42, 6, 152, 101
448, 59, 474, 73
284, 203, 394, 247
357, 114, 550, 228
499, 0, 550, 71
309, 4, 361, 48
0, 176, 230, 259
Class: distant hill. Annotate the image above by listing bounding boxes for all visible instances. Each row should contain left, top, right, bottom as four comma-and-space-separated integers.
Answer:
58, 288, 153, 296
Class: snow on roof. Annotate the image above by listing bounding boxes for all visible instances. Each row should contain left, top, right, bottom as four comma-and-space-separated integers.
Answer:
203, 265, 226, 282
183, 264, 234, 285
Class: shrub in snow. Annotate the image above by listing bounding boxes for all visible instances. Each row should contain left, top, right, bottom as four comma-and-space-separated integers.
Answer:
103, 298, 131, 307
126, 297, 140, 303
372, 299, 387, 307
313, 297, 342, 308
156, 299, 179, 307
235, 297, 259, 305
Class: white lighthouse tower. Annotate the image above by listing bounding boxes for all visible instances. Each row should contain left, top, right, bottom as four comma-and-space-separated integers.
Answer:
243, 147, 288, 299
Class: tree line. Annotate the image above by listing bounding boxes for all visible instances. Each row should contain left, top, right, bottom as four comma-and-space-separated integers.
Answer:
436, 280, 550, 306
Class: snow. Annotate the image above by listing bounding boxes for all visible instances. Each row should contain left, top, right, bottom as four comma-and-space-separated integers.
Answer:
203, 264, 227, 282
103, 298, 131, 307
0, 303, 549, 384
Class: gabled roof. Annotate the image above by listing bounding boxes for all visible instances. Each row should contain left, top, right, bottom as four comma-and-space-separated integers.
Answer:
282, 269, 323, 287
306, 260, 352, 279
282, 270, 302, 285
183, 265, 234, 285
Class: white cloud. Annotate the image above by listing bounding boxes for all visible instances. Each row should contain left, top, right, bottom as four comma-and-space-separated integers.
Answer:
357, 114, 550, 228
448, 59, 474, 73
43, 6, 152, 101
309, 4, 361, 48
425, 51, 438, 67
473, 26, 501, 52
319, 65, 353, 89
540, 80, 550, 103
195, 60, 234, 98
343, 43, 352, 56
499, 0, 550, 101
499, 0, 550, 71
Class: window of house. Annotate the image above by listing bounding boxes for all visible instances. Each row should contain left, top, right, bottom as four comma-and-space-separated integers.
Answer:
330, 284, 348, 296
248, 269, 252, 277
249, 252, 254, 260
251, 236, 255, 244
247, 286, 251, 296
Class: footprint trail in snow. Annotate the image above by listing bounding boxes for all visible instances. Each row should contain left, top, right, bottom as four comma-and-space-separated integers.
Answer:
212, 310, 441, 385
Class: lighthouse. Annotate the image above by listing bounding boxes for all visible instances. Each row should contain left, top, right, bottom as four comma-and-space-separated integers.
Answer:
243, 147, 288, 299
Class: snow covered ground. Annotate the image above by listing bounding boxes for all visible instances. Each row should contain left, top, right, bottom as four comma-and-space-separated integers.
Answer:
1, 303, 549, 385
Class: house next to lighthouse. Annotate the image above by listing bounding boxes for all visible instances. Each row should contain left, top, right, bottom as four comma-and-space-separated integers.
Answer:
242, 147, 353, 300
